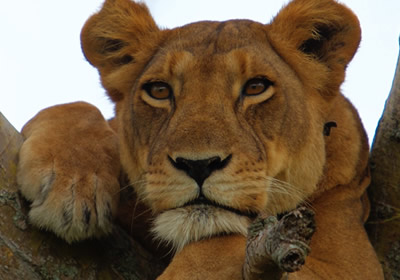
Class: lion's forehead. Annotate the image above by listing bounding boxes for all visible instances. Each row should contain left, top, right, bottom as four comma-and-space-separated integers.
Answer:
164, 20, 269, 55
141, 20, 285, 88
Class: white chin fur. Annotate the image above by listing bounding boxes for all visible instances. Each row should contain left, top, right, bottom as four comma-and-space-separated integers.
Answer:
151, 205, 251, 253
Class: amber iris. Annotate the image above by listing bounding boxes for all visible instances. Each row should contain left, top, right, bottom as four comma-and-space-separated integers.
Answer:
243, 78, 272, 96
143, 82, 172, 100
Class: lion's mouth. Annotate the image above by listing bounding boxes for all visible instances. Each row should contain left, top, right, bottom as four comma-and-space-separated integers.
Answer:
182, 195, 258, 219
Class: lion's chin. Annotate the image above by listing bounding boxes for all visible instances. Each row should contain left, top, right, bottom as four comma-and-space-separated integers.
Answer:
151, 205, 251, 253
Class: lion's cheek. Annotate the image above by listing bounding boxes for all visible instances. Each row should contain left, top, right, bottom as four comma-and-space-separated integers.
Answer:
231, 194, 268, 214
141, 171, 198, 212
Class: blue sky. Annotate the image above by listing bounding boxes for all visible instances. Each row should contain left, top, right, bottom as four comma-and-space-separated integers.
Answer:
1, 0, 399, 144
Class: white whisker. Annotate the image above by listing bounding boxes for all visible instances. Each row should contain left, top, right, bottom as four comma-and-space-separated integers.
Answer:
113, 179, 147, 197
263, 176, 314, 210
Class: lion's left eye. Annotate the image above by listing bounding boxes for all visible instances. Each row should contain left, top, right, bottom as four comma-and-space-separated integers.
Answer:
243, 78, 273, 96
142, 81, 172, 100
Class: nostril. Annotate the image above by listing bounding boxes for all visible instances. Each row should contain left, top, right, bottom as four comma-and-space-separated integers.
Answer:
168, 155, 232, 187
173, 157, 194, 171
207, 155, 232, 171
176, 156, 222, 171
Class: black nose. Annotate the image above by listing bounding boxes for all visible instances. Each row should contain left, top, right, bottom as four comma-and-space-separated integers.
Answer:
169, 155, 232, 187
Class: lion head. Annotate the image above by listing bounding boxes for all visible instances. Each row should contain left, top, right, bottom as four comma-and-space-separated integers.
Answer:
81, 0, 362, 251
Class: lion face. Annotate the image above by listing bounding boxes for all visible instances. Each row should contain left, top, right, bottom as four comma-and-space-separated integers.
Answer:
123, 21, 328, 250
81, 0, 361, 251
127, 21, 327, 250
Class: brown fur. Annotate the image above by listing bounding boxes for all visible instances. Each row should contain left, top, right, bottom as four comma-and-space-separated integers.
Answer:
18, 102, 120, 242
17, 0, 383, 278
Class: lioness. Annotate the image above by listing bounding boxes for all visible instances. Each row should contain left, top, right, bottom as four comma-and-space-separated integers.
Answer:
17, 0, 383, 278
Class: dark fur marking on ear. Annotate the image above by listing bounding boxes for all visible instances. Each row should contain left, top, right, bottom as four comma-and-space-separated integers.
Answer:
101, 38, 127, 53
324, 121, 337, 136
113, 54, 134, 65
299, 25, 337, 59
332, 41, 346, 52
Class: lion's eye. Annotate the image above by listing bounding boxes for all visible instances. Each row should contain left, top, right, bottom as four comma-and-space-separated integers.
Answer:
243, 78, 273, 96
142, 82, 172, 100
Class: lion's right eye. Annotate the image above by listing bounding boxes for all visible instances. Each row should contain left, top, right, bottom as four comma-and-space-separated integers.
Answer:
242, 77, 273, 96
142, 82, 172, 100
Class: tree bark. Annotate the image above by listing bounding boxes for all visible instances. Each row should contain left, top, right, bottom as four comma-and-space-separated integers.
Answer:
243, 207, 315, 280
366, 38, 400, 280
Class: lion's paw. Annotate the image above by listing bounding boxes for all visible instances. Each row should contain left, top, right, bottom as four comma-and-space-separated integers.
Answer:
22, 172, 119, 243
17, 102, 121, 243
18, 149, 120, 243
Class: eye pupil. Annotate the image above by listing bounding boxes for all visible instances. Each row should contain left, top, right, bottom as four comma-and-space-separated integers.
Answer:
143, 82, 172, 100
243, 78, 272, 96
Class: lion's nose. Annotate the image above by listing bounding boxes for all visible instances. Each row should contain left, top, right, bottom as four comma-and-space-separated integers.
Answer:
168, 155, 232, 187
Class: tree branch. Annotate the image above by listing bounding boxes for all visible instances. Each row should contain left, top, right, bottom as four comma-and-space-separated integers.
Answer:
366, 38, 400, 279
243, 207, 316, 280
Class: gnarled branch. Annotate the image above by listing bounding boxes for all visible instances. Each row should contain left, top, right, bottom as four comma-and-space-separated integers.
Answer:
243, 207, 315, 280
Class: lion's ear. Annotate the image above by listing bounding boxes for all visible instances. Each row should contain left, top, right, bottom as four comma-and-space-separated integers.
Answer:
81, 0, 160, 101
267, 0, 361, 96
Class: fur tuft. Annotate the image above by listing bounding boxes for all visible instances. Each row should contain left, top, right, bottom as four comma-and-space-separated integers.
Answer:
152, 206, 250, 253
